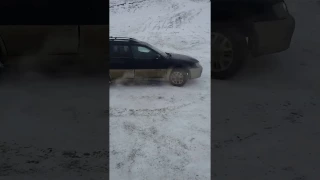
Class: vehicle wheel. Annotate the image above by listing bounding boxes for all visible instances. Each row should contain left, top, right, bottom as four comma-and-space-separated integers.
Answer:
212, 29, 248, 79
169, 68, 188, 87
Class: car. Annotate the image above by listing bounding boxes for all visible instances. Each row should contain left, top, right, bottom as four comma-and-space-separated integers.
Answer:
0, 25, 108, 75
0, 0, 108, 77
109, 37, 203, 87
212, 0, 295, 79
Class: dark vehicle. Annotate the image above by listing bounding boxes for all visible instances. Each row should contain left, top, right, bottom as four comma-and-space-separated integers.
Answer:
109, 37, 203, 87
0, 25, 108, 75
212, 0, 295, 79
0, 0, 108, 76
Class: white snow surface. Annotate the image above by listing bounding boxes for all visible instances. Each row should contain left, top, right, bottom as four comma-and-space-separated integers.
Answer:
110, 0, 211, 179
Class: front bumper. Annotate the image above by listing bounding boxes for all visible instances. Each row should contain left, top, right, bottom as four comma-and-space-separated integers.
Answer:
189, 65, 203, 79
251, 14, 296, 56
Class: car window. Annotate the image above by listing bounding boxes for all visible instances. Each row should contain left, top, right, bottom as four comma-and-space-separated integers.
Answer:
132, 45, 158, 60
137, 46, 151, 53
110, 45, 131, 58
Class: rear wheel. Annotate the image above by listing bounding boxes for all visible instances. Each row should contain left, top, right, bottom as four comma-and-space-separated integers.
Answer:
212, 29, 248, 79
169, 68, 188, 87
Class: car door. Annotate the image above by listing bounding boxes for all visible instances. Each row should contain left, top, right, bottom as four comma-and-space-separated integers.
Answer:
109, 43, 134, 79
78, 25, 108, 73
131, 45, 165, 78
69, 0, 108, 74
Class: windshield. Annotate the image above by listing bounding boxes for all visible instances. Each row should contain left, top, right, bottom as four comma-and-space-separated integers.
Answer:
145, 43, 168, 58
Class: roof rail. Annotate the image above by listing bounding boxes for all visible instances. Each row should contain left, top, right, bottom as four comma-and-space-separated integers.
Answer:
109, 36, 138, 42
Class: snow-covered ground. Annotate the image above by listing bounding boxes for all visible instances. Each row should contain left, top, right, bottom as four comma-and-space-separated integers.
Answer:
110, 0, 211, 179
212, 0, 320, 179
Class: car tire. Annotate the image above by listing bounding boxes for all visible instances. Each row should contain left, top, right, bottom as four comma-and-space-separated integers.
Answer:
212, 28, 248, 79
169, 68, 188, 87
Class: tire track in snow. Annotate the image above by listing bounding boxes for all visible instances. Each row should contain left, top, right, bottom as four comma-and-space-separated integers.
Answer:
110, 103, 193, 117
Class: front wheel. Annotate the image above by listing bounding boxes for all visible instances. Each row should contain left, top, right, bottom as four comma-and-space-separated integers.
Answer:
212, 29, 248, 79
169, 68, 188, 87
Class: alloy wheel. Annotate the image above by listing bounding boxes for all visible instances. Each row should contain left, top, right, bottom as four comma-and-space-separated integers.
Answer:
170, 71, 185, 85
212, 32, 234, 72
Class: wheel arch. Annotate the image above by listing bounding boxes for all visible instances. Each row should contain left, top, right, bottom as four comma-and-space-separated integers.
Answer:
213, 21, 255, 51
166, 64, 191, 80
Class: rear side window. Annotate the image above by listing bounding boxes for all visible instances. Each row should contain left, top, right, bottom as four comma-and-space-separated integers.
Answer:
110, 45, 131, 58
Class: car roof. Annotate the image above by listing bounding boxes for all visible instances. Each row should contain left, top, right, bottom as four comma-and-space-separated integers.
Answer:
109, 37, 148, 46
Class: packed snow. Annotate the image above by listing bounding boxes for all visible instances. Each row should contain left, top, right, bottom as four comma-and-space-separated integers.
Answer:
110, 0, 211, 179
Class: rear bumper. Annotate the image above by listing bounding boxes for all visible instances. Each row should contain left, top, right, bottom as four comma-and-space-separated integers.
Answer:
251, 14, 295, 56
189, 65, 203, 79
